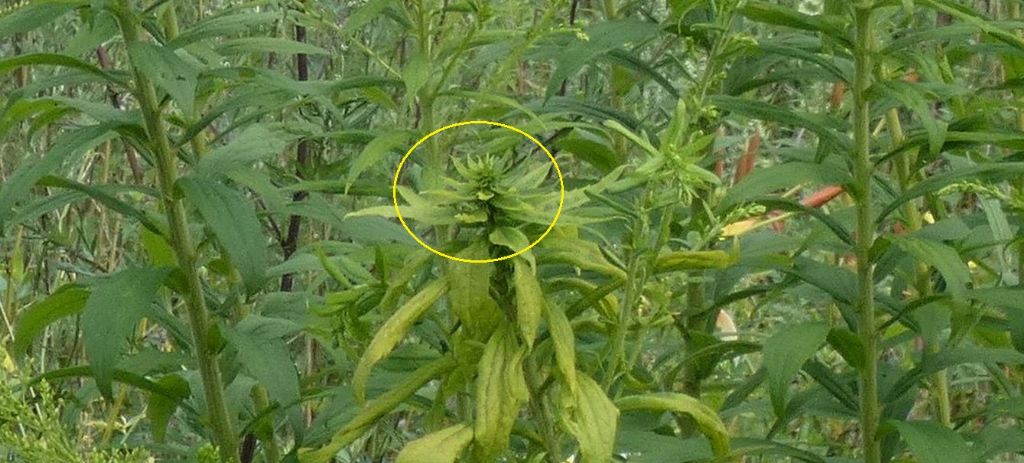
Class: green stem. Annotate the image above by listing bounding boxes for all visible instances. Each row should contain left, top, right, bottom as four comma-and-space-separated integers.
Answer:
114, 5, 239, 461
525, 356, 561, 463
886, 108, 952, 427
854, 5, 880, 463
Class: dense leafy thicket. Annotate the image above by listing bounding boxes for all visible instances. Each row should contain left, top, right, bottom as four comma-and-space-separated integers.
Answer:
2, 0, 1024, 462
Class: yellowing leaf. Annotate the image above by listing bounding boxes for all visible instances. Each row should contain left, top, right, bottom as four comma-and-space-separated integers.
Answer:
395, 424, 474, 463
565, 374, 619, 463
720, 218, 757, 237
514, 257, 543, 348
654, 250, 735, 272
615, 392, 730, 456
474, 325, 528, 461
448, 243, 502, 339
353, 277, 448, 403
545, 304, 578, 396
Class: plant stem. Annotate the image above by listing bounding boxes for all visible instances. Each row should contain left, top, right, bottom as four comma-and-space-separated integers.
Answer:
114, 5, 238, 461
853, 5, 880, 463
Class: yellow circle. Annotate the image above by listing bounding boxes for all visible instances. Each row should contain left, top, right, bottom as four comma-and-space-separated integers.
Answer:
392, 120, 565, 264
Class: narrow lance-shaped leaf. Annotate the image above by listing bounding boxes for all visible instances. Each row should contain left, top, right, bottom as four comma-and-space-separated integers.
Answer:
762, 322, 829, 417
13, 285, 89, 358
353, 277, 448, 403
615, 392, 731, 456
83, 266, 171, 398
126, 42, 197, 115
300, 356, 459, 463
395, 424, 474, 463
474, 325, 529, 461
890, 420, 977, 463
546, 303, 578, 396
177, 176, 267, 295
0, 124, 116, 229
514, 257, 543, 348
564, 373, 619, 463
221, 316, 302, 407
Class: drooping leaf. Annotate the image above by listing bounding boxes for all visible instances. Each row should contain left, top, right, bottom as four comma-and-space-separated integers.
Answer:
890, 420, 977, 463
147, 374, 191, 443
474, 325, 529, 461
195, 124, 300, 175
221, 315, 302, 407
890, 235, 970, 298
447, 243, 501, 339
300, 356, 458, 463
0, 1, 79, 40
12, 284, 89, 358
564, 373, 619, 463
402, 50, 431, 101
0, 124, 116, 229
395, 424, 474, 463
513, 257, 544, 348
215, 37, 329, 56
126, 42, 198, 115
353, 278, 448, 403
762, 322, 829, 417
349, 131, 412, 187
177, 176, 266, 295
616, 393, 730, 456
82, 266, 171, 398
546, 304, 578, 395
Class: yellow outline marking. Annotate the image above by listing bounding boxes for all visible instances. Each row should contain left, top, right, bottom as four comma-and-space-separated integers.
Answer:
392, 120, 565, 264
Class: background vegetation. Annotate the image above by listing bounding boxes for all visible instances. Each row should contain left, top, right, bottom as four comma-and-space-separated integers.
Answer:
2, 0, 1024, 462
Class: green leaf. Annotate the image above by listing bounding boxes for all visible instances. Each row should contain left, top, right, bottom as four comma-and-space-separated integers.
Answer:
177, 176, 266, 295
0, 124, 116, 230
513, 257, 544, 348
168, 11, 279, 48
215, 37, 329, 56
474, 325, 529, 462
147, 374, 190, 443
349, 132, 412, 187
83, 266, 171, 398
353, 278, 448, 403
343, 0, 398, 34
615, 393, 730, 456
873, 81, 947, 157
564, 373, 619, 463
222, 315, 301, 407
0, 1, 79, 40
762, 322, 829, 417
395, 424, 474, 463
555, 129, 622, 173
740, 1, 849, 46
878, 163, 1024, 221
489, 226, 531, 255
12, 284, 89, 358
720, 161, 850, 208
535, 19, 661, 98
195, 124, 300, 175
36, 176, 162, 235
0, 53, 116, 84
890, 236, 970, 298
709, 95, 849, 150
890, 420, 977, 463
126, 42, 198, 115
887, 347, 1024, 402
402, 50, 431, 101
